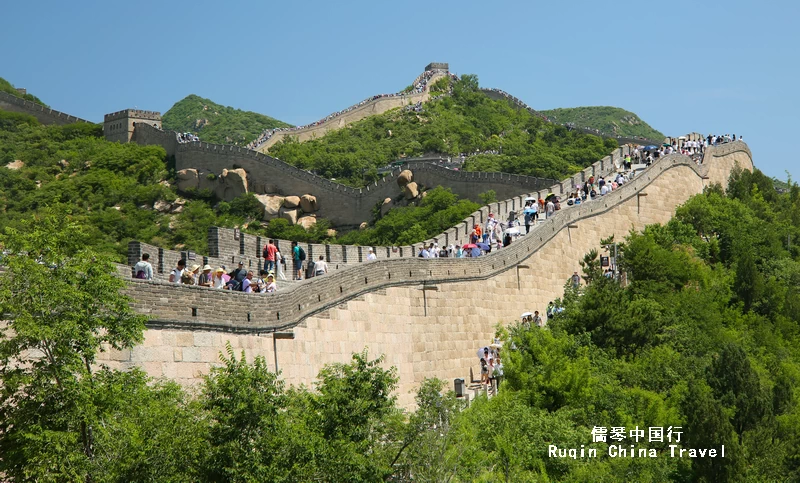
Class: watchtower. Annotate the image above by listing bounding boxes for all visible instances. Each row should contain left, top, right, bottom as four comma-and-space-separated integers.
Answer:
103, 109, 162, 143
425, 62, 449, 71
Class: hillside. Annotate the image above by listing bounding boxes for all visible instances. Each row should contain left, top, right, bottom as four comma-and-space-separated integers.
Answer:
162, 94, 291, 146
540, 106, 664, 140
269, 75, 620, 186
0, 76, 48, 107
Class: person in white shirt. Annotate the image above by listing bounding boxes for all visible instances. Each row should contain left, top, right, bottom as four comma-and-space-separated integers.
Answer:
367, 247, 377, 261
169, 259, 186, 284
600, 184, 610, 196
275, 249, 287, 280
212, 268, 226, 289
314, 256, 328, 276
546, 200, 555, 218
133, 253, 154, 280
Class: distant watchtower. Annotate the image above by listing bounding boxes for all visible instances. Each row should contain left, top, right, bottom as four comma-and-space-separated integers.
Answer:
104, 109, 162, 143
425, 62, 449, 71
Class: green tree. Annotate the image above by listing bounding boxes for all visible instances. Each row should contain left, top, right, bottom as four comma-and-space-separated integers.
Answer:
0, 210, 152, 480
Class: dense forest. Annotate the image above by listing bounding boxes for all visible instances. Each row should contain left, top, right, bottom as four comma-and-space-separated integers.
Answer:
541, 106, 665, 141
0, 76, 48, 106
2, 166, 798, 481
269, 76, 620, 187
162, 94, 291, 146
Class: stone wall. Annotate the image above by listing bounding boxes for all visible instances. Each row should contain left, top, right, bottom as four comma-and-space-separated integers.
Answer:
100, 142, 753, 408
0, 91, 93, 125
131, 122, 556, 227
257, 72, 448, 152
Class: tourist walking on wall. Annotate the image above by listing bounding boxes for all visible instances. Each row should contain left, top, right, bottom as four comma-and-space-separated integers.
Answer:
263, 239, 278, 272
198, 265, 213, 287
292, 241, 305, 280
133, 253, 153, 280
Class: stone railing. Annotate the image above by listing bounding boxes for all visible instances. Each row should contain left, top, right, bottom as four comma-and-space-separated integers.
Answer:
124, 141, 752, 333
0, 91, 93, 125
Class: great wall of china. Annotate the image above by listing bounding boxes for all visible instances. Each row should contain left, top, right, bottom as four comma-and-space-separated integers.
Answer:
0, 70, 754, 409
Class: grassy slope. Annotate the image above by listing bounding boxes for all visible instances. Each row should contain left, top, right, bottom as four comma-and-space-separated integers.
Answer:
540, 106, 664, 140
162, 94, 291, 146
0, 76, 48, 107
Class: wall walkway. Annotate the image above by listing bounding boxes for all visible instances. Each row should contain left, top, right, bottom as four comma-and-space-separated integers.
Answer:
105, 141, 753, 408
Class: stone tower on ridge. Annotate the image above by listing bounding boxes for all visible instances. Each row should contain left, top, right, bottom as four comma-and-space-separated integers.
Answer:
104, 109, 161, 143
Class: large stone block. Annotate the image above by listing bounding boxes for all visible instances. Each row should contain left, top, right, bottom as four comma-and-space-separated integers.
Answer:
300, 194, 318, 213
280, 207, 301, 225
283, 196, 301, 209
254, 194, 284, 220
218, 168, 248, 201
397, 169, 413, 187
403, 181, 419, 200
176, 168, 199, 191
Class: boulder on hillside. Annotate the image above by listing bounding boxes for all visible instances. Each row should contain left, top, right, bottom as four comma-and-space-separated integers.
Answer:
218, 168, 248, 201
403, 181, 419, 200
300, 194, 318, 213
154, 200, 172, 213
326, 228, 337, 237
283, 195, 301, 209
253, 194, 284, 220
359, 222, 368, 230
297, 215, 317, 230
380, 197, 394, 216
279, 207, 301, 225
397, 169, 413, 187
5, 160, 24, 170
176, 169, 200, 191
421, 190, 428, 199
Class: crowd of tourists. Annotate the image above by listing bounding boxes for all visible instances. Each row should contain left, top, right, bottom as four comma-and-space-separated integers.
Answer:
176, 132, 200, 143
245, 69, 449, 150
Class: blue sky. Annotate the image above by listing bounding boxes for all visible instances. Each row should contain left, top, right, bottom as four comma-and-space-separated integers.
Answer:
2, 0, 796, 181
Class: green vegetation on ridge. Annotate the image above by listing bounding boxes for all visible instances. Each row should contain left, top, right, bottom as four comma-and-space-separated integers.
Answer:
0, 110, 476, 255
269, 75, 620, 187
162, 94, 291, 146
541, 106, 665, 140
0, 76, 48, 107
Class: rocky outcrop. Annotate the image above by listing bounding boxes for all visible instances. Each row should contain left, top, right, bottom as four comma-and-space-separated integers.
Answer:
5, 160, 24, 170
283, 196, 301, 209
297, 215, 317, 230
280, 207, 301, 225
254, 194, 284, 220
219, 168, 248, 200
403, 181, 419, 200
176, 168, 200, 191
300, 194, 318, 213
397, 170, 413, 187
380, 198, 394, 216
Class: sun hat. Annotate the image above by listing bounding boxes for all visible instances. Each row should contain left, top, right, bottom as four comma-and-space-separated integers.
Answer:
214, 267, 225, 273
190, 264, 201, 272
202, 264, 212, 271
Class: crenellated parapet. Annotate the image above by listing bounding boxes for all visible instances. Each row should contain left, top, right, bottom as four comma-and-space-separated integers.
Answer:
122, 141, 752, 333
0, 91, 93, 125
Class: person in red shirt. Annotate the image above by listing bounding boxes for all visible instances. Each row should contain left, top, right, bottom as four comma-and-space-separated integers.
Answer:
263, 239, 278, 272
